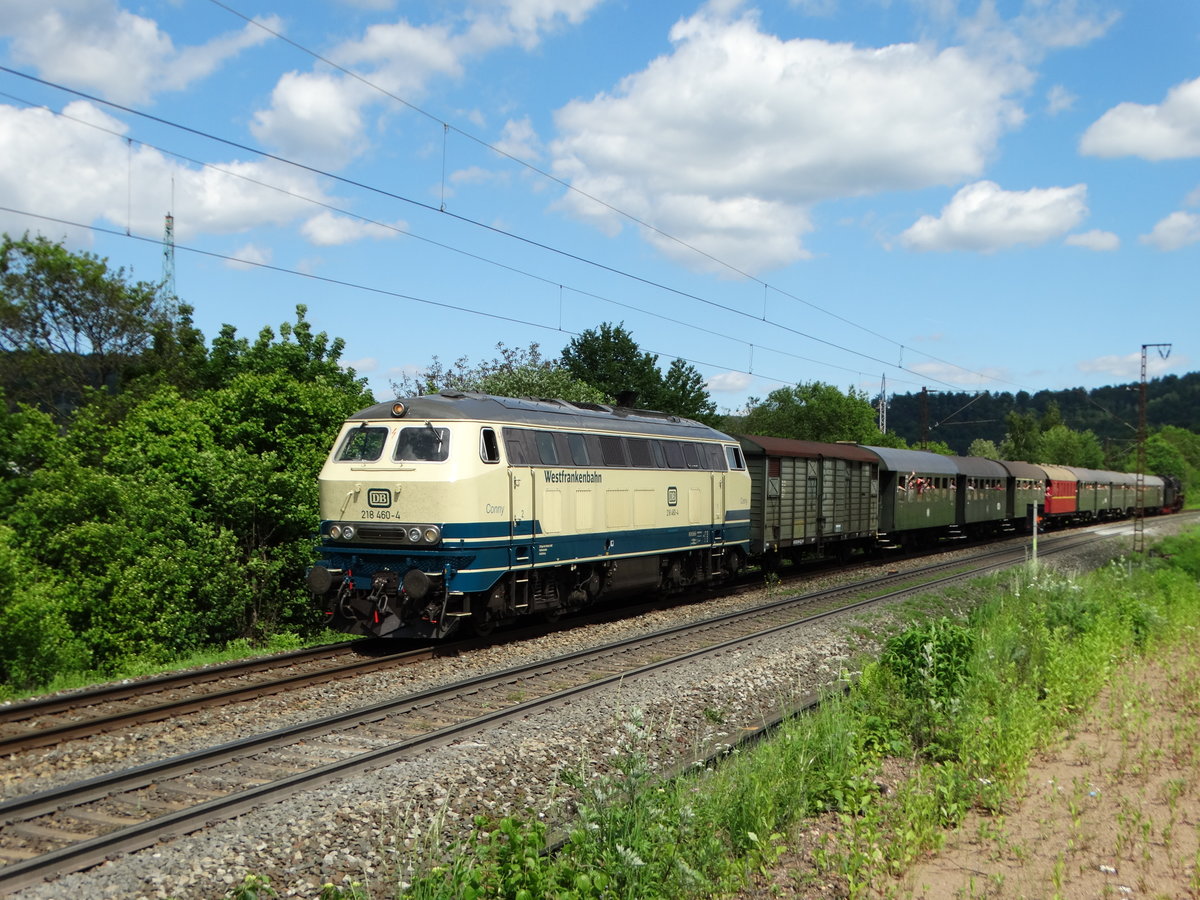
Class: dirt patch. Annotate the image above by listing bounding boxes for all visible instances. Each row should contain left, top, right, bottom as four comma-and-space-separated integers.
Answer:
736, 639, 1200, 899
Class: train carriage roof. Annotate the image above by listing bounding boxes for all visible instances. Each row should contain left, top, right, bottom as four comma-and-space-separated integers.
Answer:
737, 435, 880, 464
349, 391, 734, 441
1038, 463, 1077, 482
859, 446, 960, 475
1062, 466, 1139, 486
953, 456, 1009, 478
996, 460, 1046, 480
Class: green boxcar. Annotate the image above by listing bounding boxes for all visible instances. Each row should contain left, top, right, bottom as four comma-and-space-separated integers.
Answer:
739, 436, 879, 562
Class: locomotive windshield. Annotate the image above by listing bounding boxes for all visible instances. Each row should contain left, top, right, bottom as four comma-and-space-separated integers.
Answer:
395, 426, 450, 462
337, 425, 388, 461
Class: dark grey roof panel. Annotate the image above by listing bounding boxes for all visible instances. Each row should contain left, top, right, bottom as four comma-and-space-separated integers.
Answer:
859, 446, 960, 475
738, 435, 880, 464
996, 460, 1046, 480
954, 456, 1009, 478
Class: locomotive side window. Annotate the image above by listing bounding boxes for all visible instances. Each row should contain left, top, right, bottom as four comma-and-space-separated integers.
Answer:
661, 441, 685, 468
535, 431, 559, 465
651, 441, 667, 468
337, 425, 388, 461
480, 428, 500, 464
682, 443, 701, 469
600, 436, 628, 466
627, 438, 654, 468
568, 433, 590, 465
395, 426, 450, 462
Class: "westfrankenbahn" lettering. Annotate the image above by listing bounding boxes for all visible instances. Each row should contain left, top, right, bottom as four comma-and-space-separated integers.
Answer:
543, 469, 603, 484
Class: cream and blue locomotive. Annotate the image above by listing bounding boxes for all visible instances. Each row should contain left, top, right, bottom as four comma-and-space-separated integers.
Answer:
307, 392, 753, 639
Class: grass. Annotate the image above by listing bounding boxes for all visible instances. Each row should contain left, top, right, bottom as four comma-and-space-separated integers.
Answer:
0, 628, 349, 703
371, 526, 1200, 900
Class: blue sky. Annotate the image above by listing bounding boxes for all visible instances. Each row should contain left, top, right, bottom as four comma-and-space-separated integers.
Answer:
0, 0, 1196, 414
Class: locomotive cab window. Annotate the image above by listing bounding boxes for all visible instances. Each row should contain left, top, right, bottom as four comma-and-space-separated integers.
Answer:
394, 426, 450, 462
725, 446, 745, 470
337, 425, 388, 461
480, 428, 500, 464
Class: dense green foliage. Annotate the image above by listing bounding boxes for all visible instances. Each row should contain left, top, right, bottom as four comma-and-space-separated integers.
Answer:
888, 375, 1200, 461
736, 381, 888, 444
0, 266, 371, 691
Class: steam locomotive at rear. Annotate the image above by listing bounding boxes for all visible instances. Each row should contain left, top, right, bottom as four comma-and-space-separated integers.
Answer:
307, 392, 753, 639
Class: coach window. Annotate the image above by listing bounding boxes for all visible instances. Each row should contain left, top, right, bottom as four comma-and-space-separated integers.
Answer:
535, 431, 558, 465
480, 428, 500, 464
337, 425, 388, 461
725, 446, 745, 470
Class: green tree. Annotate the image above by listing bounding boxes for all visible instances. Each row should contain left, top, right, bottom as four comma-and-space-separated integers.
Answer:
0, 308, 372, 688
967, 438, 1001, 459
999, 410, 1040, 461
391, 342, 605, 405
1038, 424, 1105, 467
659, 357, 718, 424
0, 233, 172, 414
560, 322, 664, 409
740, 381, 882, 443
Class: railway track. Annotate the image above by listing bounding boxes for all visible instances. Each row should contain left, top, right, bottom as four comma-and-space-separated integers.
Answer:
0, 529, 1104, 895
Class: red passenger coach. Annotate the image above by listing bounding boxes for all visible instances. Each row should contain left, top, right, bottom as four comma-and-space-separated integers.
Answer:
1039, 463, 1078, 521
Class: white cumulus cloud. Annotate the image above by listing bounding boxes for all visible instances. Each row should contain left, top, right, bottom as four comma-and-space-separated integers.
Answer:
1065, 229, 1119, 251
0, 0, 278, 105
1139, 211, 1200, 251
300, 211, 403, 246
1080, 75, 1200, 161
900, 181, 1088, 252
550, 5, 1028, 272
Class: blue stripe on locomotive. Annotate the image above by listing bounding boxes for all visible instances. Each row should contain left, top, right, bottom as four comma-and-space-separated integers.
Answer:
316, 513, 751, 594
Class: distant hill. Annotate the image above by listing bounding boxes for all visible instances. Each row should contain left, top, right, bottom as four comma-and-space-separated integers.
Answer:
884, 371, 1200, 456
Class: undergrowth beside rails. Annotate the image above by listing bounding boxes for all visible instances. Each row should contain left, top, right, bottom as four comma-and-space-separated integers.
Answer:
358, 529, 1200, 900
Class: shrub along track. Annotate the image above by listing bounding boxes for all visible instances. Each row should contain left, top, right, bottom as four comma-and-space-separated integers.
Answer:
0, 528, 1110, 896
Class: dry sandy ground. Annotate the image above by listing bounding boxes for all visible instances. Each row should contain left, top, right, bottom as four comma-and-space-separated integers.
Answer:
739, 638, 1200, 899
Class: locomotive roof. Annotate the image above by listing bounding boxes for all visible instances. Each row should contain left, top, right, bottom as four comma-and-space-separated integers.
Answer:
348, 391, 734, 441
737, 435, 880, 464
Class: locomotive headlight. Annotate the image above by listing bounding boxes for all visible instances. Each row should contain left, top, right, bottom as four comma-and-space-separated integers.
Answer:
329, 524, 343, 539
422, 526, 441, 544
408, 527, 422, 543
341, 525, 356, 541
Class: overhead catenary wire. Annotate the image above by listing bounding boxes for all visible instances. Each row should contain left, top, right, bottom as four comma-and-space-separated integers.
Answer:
0, 88, 933, 391
1, 203, 900, 397
0, 65, 982, 394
